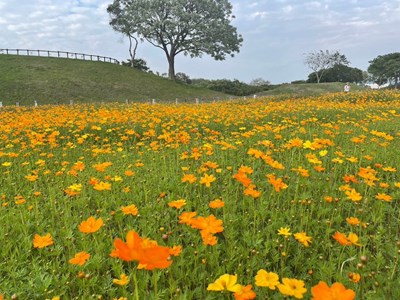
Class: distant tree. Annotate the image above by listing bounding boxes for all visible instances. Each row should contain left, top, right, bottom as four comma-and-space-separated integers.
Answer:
107, 0, 142, 67
307, 65, 363, 83
122, 58, 150, 72
175, 72, 192, 84
368, 52, 400, 88
249, 78, 270, 86
304, 50, 350, 83
107, 0, 243, 80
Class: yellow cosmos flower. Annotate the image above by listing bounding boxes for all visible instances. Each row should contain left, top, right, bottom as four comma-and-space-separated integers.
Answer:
255, 269, 280, 290
294, 232, 312, 247
278, 278, 307, 299
207, 274, 242, 292
113, 274, 129, 286
277, 227, 292, 237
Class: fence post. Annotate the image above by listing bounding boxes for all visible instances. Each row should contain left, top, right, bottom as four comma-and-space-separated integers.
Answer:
175, 98, 178, 105
70, 100, 74, 106
16, 102, 19, 107
125, 99, 129, 104
34, 100, 38, 107
0, 101, 2, 107
152, 99, 156, 104
195, 98, 199, 104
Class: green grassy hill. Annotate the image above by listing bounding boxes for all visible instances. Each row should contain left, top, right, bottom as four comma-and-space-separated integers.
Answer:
259, 82, 366, 97
0, 55, 226, 105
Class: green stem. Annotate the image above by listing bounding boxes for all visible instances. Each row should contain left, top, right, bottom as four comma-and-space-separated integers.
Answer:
133, 270, 139, 300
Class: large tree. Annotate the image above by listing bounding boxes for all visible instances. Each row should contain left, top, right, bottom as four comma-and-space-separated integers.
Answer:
304, 50, 350, 83
368, 52, 400, 88
107, 0, 141, 68
108, 0, 243, 80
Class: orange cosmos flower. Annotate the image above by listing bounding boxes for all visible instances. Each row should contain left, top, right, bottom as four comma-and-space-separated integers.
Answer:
88, 177, 99, 186
93, 181, 111, 191
178, 211, 197, 226
311, 281, 355, 300
209, 199, 225, 209
168, 199, 187, 209
233, 172, 252, 187
33, 233, 54, 248
181, 173, 197, 183
234, 284, 256, 300
238, 165, 253, 174
112, 230, 172, 270
332, 232, 361, 246
69, 251, 90, 266
190, 215, 224, 234
314, 165, 325, 172
25, 174, 39, 182
78, 216, 104, 234
200, 231, 218, 246
266, 174, 288, 192
375, 193, 392, 202
244, 184, 261, 198
346, 217, 360, 226
93, 162, 112, 172
169, 245, 182, 257
200, 174, 216, 187
348, 272, 361, 283
332, 232, 352, 246
121, 204, 138, 216
124, 170, 135, 177
345, 189, 362, 202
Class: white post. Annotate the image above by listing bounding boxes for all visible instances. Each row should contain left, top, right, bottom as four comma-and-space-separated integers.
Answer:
0, 102, 2, 107
70, 100, 74, 106
34, 100, 38, 107
125, 99, 129, 104
152, 99, 156, 104
195, 98, 199, 104
16, 102, 19, 107
253, 94, 257, 99
175, 98, 178, 105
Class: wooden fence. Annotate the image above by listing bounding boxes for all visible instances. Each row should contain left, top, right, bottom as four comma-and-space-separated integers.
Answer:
0, 48, 120, 64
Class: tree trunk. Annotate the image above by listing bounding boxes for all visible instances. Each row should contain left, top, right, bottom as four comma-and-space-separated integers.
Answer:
128, 35, 138, 68
168, 55, 175, 81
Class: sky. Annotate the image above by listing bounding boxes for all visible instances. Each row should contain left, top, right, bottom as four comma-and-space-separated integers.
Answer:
0, 0, 399, 84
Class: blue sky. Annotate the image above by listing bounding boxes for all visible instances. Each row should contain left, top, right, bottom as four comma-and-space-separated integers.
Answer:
1, 0, 399, 83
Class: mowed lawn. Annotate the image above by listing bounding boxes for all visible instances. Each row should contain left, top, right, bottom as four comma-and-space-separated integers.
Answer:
0, 90, 399, 300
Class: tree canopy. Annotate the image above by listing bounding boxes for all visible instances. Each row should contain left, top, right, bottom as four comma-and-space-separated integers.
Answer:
307, 65, 363, 84
304, 50, 350, 83
107, 0, 243, 80
368, 52, 400, 88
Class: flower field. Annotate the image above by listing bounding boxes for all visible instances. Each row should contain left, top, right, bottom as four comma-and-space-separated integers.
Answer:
0, 91, 399, 299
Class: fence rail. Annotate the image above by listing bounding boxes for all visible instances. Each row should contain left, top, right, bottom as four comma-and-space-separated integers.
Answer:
0, 48, 120, 64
